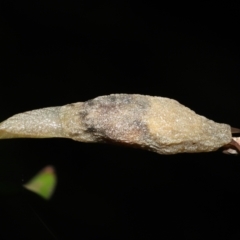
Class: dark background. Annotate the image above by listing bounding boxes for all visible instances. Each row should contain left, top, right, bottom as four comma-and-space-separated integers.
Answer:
1, 1, 240, 239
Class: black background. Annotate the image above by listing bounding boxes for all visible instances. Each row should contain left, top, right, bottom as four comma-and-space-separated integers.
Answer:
1, 1, 240, 239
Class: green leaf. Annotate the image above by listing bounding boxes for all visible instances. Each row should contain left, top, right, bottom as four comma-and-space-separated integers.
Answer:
23, 166, 57, 200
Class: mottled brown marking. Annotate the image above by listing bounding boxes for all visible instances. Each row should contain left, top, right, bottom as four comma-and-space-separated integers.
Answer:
79, 94, 151, 145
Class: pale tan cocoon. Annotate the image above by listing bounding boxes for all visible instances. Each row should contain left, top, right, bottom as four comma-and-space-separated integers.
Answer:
0, 94, 232, 154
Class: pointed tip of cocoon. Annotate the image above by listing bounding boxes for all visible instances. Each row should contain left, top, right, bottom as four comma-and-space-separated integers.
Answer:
0, 107, 64, 139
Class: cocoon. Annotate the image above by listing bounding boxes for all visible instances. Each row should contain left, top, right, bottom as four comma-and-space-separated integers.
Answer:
0, 94, 239, 155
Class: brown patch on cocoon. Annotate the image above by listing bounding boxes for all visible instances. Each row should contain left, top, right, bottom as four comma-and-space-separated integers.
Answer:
60, 95, 150, 147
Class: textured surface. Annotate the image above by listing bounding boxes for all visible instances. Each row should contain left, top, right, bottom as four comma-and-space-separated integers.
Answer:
0, 94, 233, 154
60, 94, 232, 154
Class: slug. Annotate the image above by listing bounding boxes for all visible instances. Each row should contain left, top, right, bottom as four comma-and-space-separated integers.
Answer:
0, 94, 239, 155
